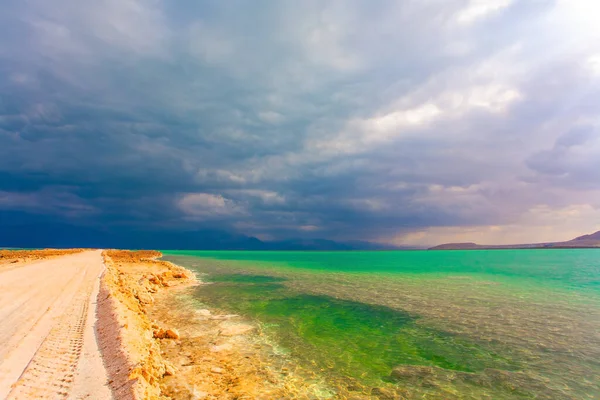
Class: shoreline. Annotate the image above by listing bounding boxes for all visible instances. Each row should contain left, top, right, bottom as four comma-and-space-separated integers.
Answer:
97, 250, 198, 399
103, 250, 347, 399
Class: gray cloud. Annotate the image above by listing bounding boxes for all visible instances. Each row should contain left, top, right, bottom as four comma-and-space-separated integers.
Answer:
527, 126, 600, 190
1, 0, 600, 245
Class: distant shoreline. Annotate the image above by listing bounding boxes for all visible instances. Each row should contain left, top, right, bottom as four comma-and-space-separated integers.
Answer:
429, 230, 600, 250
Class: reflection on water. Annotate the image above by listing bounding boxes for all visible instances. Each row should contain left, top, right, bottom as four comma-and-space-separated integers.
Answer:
163, 250, 600, 399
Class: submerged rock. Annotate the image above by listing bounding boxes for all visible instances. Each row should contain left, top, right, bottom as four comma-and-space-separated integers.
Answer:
390, 365, 434, 380
370, 387, 398, 399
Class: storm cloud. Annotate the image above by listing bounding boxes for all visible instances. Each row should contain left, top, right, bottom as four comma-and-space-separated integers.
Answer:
1, 0, 600, 246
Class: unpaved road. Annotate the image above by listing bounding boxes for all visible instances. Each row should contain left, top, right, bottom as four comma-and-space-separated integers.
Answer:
0, 250, 113, 399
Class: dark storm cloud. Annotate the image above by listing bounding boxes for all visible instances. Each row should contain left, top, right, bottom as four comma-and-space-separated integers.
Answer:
1, 0, 600, 245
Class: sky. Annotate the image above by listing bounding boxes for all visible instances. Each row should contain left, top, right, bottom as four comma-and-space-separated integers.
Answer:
1, 0, 600, 246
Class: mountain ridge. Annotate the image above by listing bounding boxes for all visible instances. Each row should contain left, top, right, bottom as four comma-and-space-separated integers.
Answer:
0, 222, 400, 251
429, 230, 600, 250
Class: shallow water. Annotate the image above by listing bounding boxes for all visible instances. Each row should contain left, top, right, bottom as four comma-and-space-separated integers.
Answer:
163, 250, 600, 399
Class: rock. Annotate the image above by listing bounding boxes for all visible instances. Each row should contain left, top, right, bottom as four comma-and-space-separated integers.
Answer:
146, 285, 158, 293
196, 309, 211, 316
421, 378, 439, 388
153, 328, 180, 339
136, 292, 154, 305
370, 387, 398, 399
153, 329, 165, 338
390, 365, 434, 380
452, 370, 490, 386
210, 367, 224, 374
163, 362, 176, 376
165, 328, 180, 339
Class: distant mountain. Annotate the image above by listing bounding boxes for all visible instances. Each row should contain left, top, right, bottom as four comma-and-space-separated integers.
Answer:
429, 242, 481, 250
429, 230, 600, 250
0, 222, 398, 251
571, 231, 600, 245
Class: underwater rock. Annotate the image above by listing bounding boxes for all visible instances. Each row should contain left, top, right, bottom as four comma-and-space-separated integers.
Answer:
390, 365, 434, 380
451, 370, 492, 387
370, 387, 398, 399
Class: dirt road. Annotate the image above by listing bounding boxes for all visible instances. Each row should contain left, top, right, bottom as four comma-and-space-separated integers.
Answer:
0, 250, 113, 399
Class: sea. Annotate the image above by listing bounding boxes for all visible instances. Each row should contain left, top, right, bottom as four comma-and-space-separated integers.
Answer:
162, 249, 600, 399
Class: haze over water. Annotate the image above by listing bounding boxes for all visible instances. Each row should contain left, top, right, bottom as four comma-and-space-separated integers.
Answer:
163, 249, 600, 399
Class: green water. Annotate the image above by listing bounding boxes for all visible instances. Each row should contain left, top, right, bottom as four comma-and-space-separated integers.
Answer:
163, 250, 600, 399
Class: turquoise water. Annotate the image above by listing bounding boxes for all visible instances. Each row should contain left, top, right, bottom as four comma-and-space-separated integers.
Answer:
165, 249, 600, 291
163, 250, 600, 399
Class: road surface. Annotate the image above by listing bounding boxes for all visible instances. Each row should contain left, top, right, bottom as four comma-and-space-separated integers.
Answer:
0, 250, 113, 399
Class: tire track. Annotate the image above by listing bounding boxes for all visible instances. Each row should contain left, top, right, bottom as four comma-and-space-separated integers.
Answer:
0, 270, 82, 361
7, 268, 94, 399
